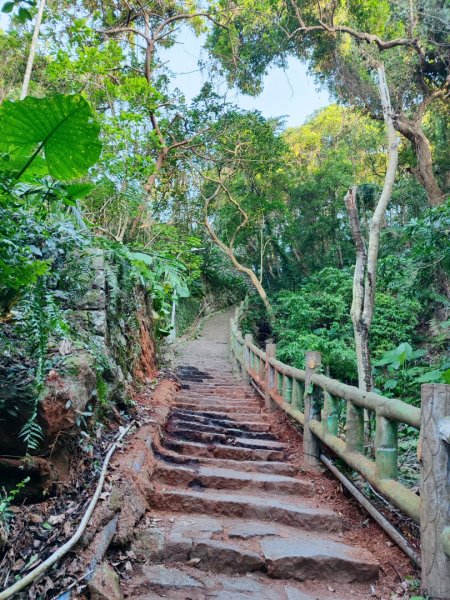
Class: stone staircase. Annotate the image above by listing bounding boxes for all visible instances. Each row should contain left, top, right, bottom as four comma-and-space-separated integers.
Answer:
123, 311, 381, 600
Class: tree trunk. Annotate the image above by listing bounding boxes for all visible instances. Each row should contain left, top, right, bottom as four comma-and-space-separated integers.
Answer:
346, 186, 372, 393
395, 115, 445, 207
345, 64, 399, 393
20, 0, 46, 99
128, 146, 167, 239
354, 321, 372, 393
204, 213, 274, 316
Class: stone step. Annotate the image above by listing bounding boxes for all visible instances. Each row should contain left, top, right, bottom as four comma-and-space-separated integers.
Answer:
178, 378, 242, 385
125, 564, 349, 600
176, 391, 258, 400
191, 535, 378, 583
155, 463, 314, 496
168, 417, 276, 440
177, 383, 252, 389
176, 394, 261, 407
162, 436, 285, 461
192, 538, 264, 573
261, 536, 379, 583
153, 489, 342, 533
154, 447, 299, 476
175, 401, 262, 412
165, 425, 286, 451
177, 386, 255, 404
173, 402, 261, 415
186, 383, 250, 389
171, 409, 270, 431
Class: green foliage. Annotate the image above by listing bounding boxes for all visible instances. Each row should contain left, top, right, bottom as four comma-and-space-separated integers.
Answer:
101, 239, 198, 338
175, 297, 202, 336
2, 0, 35, 22
370, 293, 421, 357
0, 94, 101, 180
202, 245, 248, 307
15, 279, 70, 452
0, 200, 90, 314
0, 90, 96, 450
243, 267, 424, 385
374, 342, 450, 405
379, 201, 450, 302
0, 476, 30, 528
128, 251, 190, 299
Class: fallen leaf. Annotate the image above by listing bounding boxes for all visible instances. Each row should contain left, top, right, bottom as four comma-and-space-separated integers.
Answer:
25, 553, 41, 571
48, 514, 66, 525
29, 513, 43, 524
12, 558, 25, 571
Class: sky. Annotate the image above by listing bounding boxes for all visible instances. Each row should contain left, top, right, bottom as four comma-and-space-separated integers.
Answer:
159, 27, 331, 129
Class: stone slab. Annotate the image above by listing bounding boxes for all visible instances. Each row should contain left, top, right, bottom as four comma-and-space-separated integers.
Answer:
159, 489, 342, 533
228, 521, 279, 539
140, 564, 204, 589
191, 538, 264, 573
130, 527, 165, 561
163, 436, 285, 462
261, 537, 379, 583
88, 561, 122, 600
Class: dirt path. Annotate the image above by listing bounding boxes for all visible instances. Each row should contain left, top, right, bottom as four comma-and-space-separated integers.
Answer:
123, 309, 414, 600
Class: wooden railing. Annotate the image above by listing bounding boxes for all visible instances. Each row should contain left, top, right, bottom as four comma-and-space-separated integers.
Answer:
230, 302, 450, 599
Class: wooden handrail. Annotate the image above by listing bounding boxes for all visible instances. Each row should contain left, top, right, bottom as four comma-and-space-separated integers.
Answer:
264, 357, 420, 428
230, 301, 419, 518
231, 301, 450, 598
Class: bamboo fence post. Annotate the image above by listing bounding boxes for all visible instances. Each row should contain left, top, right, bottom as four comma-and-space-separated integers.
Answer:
375, 413, 398, 480
277, 370, 284, 397
346, 400, 365, 453
258, 352, 265, 386
244, 334, 253, 384
303, 351, 322, 467
323, 391, 339, 437
292, 379, 304, 411
265, 342, 276, 411
283, 375, 293, 404
420, 384, 450, 599
230, 318, 239, 375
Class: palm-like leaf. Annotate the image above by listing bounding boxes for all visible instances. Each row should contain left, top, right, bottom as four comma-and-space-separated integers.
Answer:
0, 94, 101, 180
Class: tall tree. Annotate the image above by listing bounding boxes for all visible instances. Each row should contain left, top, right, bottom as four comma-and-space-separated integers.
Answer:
93, 0, 228, 237
345, 64, 399, 392
38, 1, 229, 243
208, 0, 449, 206
188, 110, 289, 313
20, 0, 46, 98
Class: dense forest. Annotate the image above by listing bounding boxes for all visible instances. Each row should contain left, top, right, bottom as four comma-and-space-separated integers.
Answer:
0, 0, 449, 597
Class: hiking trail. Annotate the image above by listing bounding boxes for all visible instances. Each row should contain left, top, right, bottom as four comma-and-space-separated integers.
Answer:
122, 309, 411, 600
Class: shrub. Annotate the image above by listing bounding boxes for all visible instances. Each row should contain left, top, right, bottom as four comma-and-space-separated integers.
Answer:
242, 266, 425, 385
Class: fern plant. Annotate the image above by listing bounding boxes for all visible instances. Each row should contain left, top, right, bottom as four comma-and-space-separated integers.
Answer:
0, 476, 30, 529
17, 279, 69, 452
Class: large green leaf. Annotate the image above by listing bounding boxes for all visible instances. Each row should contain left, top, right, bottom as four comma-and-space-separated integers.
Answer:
0, 94, 101, 180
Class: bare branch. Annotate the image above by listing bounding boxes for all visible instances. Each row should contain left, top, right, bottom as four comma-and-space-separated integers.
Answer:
287, 0, 423, 56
